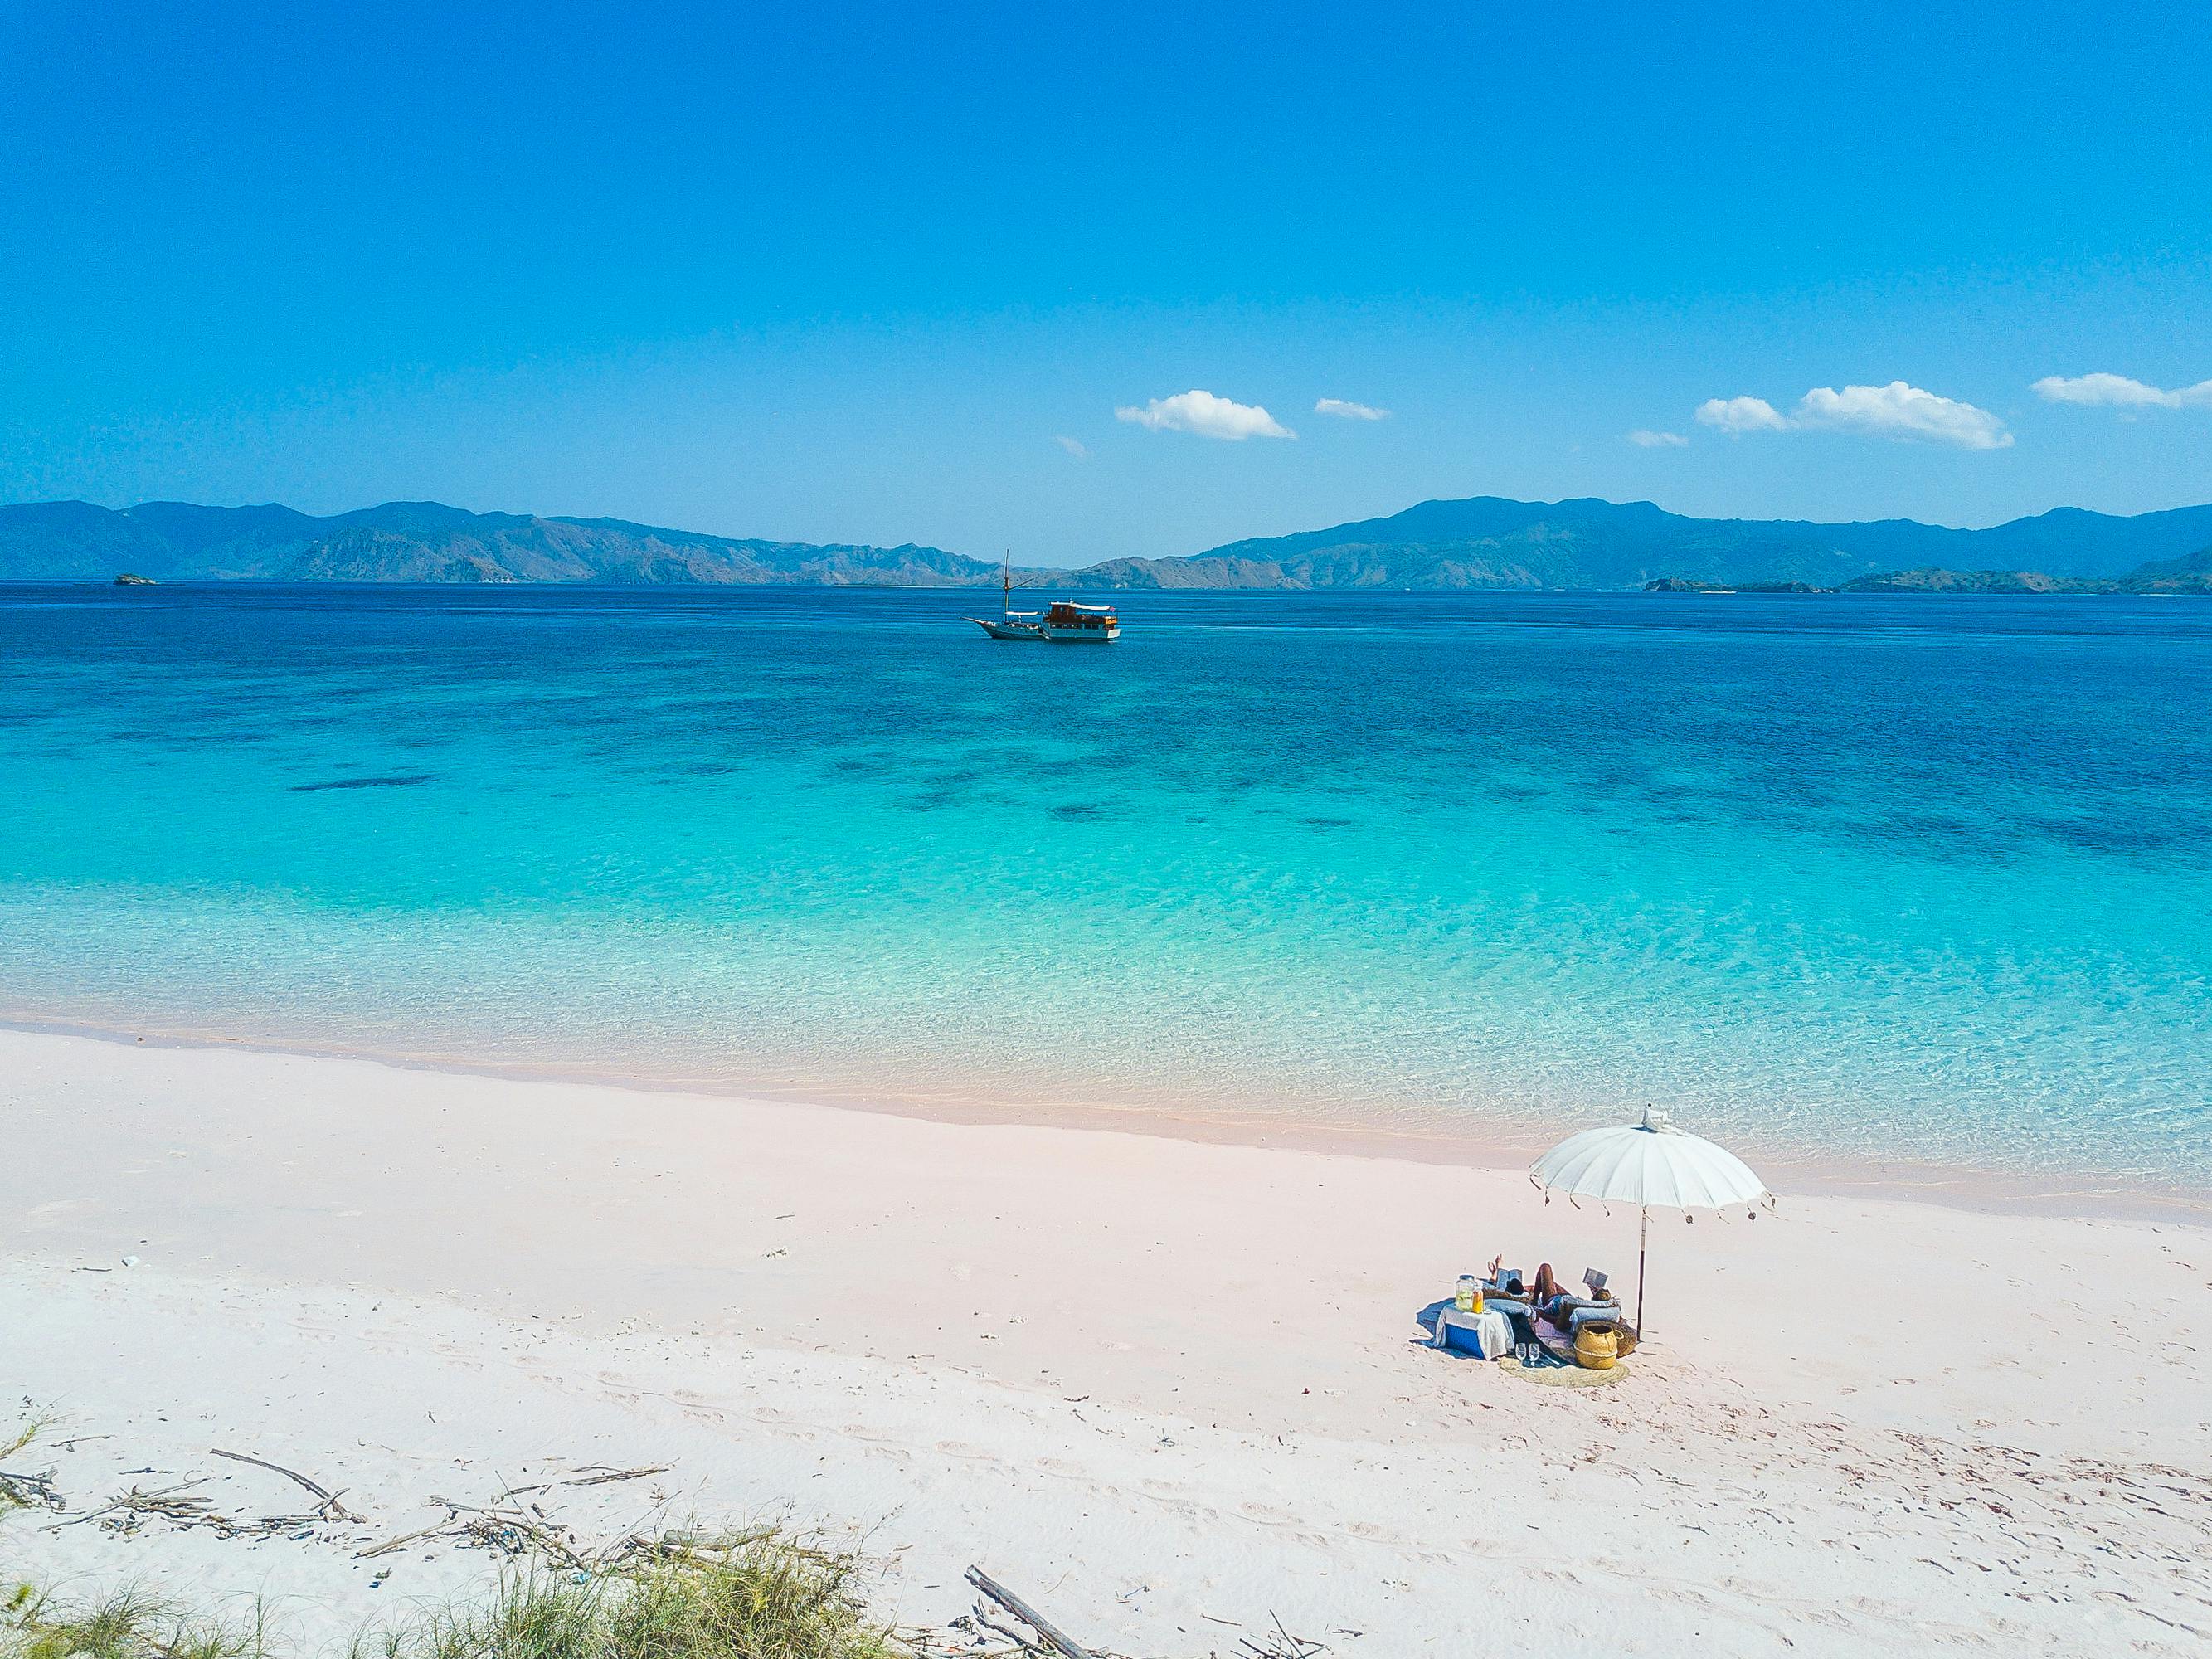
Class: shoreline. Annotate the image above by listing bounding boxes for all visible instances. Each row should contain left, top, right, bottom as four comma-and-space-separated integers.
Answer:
7, 1005, 2205, 1225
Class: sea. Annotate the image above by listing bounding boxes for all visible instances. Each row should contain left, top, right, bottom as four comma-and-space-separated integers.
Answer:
3, 583, 2207, 1195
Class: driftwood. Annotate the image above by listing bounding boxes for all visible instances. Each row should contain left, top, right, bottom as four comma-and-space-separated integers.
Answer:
0, 1468, 64, 1511
562, 1465, 671, 1487
615, 1526, 781, 1567
904, 1618, 1039, 1659
48, 1473, 341, 1540
46, 1479, 207, 1531
462, 1512, 585, 1568
425, 1497, 589, 1569
356, 1505, 715, 1569
965, 1567, 1094, 1659
491, 1466, 668, 1505
211, 1447, 367, 1523
1238, 1618, 1325, 1659
976, 1611, 1047, 1652
356, 1520, 455, 1560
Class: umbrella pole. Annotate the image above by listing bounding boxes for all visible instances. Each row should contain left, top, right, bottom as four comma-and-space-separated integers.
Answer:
1636, 1205, 1648, 1341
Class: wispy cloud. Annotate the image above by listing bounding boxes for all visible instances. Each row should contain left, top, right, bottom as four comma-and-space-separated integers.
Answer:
2032, 372, 2212, 409
1054, 435, 1089, 457
1114, 389, 1294, 441
1695, 396, 1791, 435
1698, 382, 2010, 450
1627, 429, 1689, 448
1314, 397, 1389, 421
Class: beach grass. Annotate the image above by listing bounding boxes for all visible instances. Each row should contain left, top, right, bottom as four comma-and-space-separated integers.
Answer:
4, 1549, 904, 1659
2, 1584, 268, 1659
351, 1537, 907, 1659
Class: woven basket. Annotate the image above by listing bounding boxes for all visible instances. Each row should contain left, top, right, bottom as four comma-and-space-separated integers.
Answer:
1574, 1326, 1620, 1370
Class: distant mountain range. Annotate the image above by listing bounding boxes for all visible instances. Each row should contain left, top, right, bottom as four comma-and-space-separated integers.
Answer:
1064, 496, 2212, 590
6, 494, 2212, 591
0, 500, 1007, 586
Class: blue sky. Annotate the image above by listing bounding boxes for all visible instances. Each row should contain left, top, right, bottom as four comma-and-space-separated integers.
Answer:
4, 2, 2210, 564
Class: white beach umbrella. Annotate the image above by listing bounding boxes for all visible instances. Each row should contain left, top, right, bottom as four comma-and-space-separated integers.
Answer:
1530, 1106, 1772, 1339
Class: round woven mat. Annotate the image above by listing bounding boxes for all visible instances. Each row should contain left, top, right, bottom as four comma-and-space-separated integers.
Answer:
1497, 1354, 1632, 1388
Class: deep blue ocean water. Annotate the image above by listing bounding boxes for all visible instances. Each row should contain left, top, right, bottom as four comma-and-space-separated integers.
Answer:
3, 583, 2207, 1190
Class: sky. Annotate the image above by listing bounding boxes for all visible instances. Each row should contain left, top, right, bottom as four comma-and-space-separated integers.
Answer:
3, 2, 2210, 566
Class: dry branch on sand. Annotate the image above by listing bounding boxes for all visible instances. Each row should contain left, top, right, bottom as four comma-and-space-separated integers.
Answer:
0, 1471, 62, 1514
915, 1578, 1331, 1659
48, 1477, 343, 1543
36, 1445, 372, 1544
354, 1501, 727, 1571
961, 1569, 1096, 1659
561, 1467, 671, 1488
1232, 1620, 1327, 1659
211, 1449, 367, 1525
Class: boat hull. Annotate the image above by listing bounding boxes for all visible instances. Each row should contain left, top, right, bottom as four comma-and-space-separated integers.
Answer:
968, 618, 1048, 640
968, 618, 1119, 641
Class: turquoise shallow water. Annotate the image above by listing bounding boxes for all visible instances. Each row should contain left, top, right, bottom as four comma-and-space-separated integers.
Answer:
3, 583, 2208, 1190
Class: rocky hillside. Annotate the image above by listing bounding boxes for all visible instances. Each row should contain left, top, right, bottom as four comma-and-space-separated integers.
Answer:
0, 500, 1017, 586
1063, 496, 2212, 591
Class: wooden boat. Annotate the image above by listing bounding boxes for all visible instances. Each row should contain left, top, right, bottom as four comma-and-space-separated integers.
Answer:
965, 556, 1119, 641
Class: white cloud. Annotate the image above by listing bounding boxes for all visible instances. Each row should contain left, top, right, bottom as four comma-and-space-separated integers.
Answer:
1627, 429, 1689, 448
1697, 382, 2011, 450
1314, 397, 1389, 421
1695, 396, 1790, 435
1054, 435, 1089, 457
2032, 372, 2212, 409
1114, 389, 1295, 440
1794, 382, 2011, 449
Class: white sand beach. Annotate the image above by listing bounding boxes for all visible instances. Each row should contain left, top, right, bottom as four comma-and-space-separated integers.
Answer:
3, 1026, 2208, 1657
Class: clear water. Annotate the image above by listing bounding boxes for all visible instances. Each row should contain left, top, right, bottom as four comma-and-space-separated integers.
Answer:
3, 583, 2208, 1190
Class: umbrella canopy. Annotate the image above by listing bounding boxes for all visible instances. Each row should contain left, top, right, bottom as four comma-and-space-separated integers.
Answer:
1532, 1107, 1770, 1211
1529, 1107, 1772, 1340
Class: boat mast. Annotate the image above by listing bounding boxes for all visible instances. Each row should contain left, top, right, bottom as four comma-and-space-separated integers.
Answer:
1002, 551, 1010, 622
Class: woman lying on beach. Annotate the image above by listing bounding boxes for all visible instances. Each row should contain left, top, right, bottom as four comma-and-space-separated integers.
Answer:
1531, 1265, 1626, 1323
1528, 1265, 1637, 1352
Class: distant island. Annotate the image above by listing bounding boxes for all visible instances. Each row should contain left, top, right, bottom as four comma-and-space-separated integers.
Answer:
1645, 543, 2212, 596
6, 494, 2212, 591
1644, 577, 1824, 594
